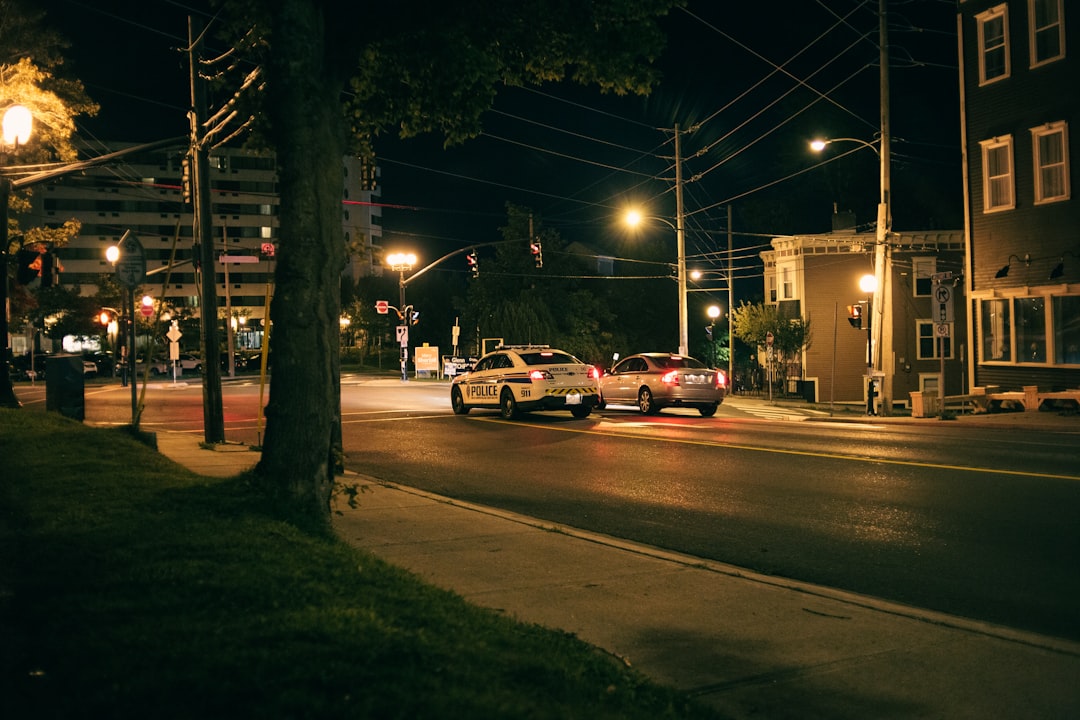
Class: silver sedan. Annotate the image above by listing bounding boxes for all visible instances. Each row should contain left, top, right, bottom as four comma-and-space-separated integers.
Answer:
597, 352, 727, 417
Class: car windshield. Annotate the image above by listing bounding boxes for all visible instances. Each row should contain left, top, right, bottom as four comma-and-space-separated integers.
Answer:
653, 356, 707, 370
519, 351, 578, 366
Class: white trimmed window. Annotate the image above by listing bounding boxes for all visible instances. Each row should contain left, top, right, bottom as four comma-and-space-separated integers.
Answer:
1031, 121, 1069, 203
1029, 0, 1065, 67
980, 136, 1015, 212
917, 321, 952, 360
913, 257, 937, 297
977, 5, 1010, 84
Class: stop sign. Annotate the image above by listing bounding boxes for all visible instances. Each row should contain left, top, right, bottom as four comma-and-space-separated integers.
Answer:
140, 304, 153, 318
375, 300, 389, 315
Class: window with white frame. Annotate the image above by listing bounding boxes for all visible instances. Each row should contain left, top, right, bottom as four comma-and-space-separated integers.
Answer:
980, 136, 1015, 211
780, 265, 794, 300
980, 298, 1012, 362
917, 320, 952, 360
912, 257, 936, 297
977, 5, 1010, 84
1031, 121, 1069, 203
1029, 0, 1064, 67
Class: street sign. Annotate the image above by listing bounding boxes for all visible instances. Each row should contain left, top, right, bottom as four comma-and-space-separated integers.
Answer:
396, 325, 409, 347
934, 282, 954, 323
140, 303, 154, 318
114, 232, 146, 289
376, 300, 389, 315
766, 331, 774, 347
935, 323, 951, 337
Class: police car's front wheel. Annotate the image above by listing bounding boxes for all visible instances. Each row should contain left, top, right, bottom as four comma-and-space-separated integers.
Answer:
499, 388, 519, 420
451, 387, 469, 415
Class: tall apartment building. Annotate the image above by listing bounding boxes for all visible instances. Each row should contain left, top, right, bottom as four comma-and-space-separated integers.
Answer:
36, 142, 382, 338
958, 0, 1078, 391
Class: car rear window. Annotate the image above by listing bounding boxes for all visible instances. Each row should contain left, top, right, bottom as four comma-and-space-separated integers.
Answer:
655, 356, 707, 369
519, 351, 578, 366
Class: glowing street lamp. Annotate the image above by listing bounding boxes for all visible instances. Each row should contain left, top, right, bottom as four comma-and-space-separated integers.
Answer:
1, 104, 35, 408
386, 251, 417, 382
624, 210, 687, 355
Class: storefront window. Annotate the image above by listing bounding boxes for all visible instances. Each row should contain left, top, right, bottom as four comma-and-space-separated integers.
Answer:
980, 298, 1011, 361
1015, 297, 1047, 363
1053, 296, 1080, 364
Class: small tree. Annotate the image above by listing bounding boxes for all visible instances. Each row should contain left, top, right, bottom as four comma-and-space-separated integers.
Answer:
730, 301, 811, 394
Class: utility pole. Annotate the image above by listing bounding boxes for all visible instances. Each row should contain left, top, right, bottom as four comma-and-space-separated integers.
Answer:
872, 0, 893, 415
674, 124, 688, 356
189, 16, 225, 443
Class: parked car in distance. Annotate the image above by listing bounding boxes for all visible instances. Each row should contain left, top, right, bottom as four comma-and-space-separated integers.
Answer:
82, 360, 98, 377
138, 353, 202, 376
84, 352, 115, 377
597, 352, 727, 417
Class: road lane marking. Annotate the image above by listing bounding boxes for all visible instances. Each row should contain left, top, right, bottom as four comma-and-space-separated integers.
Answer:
470, 417, 1080, 482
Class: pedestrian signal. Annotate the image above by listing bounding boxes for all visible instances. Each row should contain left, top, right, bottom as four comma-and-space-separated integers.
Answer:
847, 304, 863, 329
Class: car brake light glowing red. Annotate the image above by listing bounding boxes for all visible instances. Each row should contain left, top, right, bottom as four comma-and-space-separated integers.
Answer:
716, 370, 727, 387
661, 370, 680, 385
588, 365, 600, 380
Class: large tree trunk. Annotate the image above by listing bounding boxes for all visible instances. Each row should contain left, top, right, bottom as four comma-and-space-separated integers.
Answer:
256, 0, 345, 522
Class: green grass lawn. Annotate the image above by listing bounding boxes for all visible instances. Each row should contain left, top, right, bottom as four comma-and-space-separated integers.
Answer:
0, 410, 721, 719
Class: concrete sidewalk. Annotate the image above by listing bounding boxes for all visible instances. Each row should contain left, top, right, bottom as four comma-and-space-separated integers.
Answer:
154, 413, 1080, 719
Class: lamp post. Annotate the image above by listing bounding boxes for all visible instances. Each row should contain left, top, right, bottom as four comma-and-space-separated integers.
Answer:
386, 251, 416, 382
859, 273, 878, 415
624, 210, 688, 355
706, 305, 721, 368
812, 134, 892, 414
1, 104, 34, 408
692, 268, 735, 390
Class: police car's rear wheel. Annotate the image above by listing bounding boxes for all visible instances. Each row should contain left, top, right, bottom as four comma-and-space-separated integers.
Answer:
499, 388, 519, 420
570, 406, 591, 419
451, 387, 469, 415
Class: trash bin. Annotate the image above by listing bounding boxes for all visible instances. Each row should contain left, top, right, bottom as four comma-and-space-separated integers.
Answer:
45, 355, 85, 421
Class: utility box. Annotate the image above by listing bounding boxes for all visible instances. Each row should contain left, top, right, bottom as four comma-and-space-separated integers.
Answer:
45, 355, 85, 421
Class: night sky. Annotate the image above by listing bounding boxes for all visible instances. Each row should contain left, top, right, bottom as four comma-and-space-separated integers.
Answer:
37, 0, 963, 297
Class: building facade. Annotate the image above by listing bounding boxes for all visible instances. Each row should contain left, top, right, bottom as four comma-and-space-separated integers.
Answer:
762, 230, 966, 409
34, 142, 382, 345
958, 0, 1079, 391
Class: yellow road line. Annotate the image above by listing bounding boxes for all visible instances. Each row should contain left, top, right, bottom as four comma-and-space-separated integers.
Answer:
471, 417, 1080, 482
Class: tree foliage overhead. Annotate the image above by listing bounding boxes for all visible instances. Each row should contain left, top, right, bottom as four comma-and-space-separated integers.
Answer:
207, 0, 683, 521
730, 300, 811, 360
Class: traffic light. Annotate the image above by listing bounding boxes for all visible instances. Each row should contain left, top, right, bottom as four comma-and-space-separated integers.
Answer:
467, 250, 478, 277
530, 240, 543, 268
847, 304, 863, 329
40, 252, 59, 287
98, 310, 113, 326
16, 248, 41, 285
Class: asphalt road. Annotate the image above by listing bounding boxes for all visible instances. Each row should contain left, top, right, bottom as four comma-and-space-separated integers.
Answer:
26, 375, 1080, 642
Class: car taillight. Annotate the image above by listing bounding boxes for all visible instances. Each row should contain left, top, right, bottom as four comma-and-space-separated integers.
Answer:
661, 370, 680, 385
529, 369, 553, 381
588, 365, 601, 380
715, 370, 727, 387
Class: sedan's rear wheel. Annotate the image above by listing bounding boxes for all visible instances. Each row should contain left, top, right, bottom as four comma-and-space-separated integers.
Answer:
499, 388, 519, 420
638, 387, 659, 415
451, 387, 469, 415
698, 403, 718, 417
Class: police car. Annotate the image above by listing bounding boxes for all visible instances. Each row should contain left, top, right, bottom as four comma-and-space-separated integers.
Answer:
450, 345, 600, 420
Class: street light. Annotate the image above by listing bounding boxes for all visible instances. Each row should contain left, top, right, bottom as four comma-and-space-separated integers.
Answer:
386, 251, 416, 382
706, 305, 721, 368
1, 104, 34, 408
812, 134, 892, 414
624, 210, 687, 356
